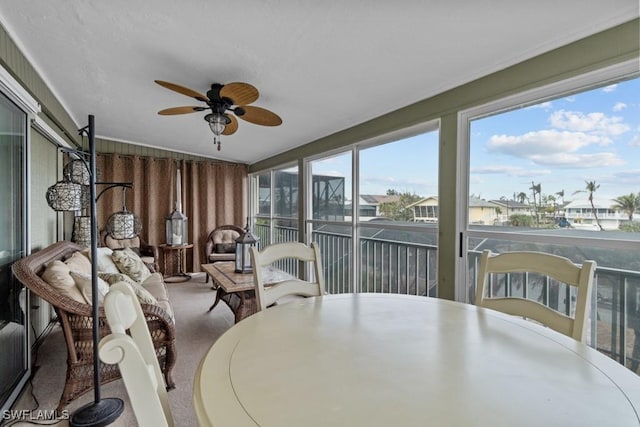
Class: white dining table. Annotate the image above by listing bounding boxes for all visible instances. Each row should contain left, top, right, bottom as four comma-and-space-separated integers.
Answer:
194, 293, 640, 427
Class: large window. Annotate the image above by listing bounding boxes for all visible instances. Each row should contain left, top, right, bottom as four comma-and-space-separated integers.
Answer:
461, 62, 640, 372
254, 165, 299, 253
304, 124, 440, 296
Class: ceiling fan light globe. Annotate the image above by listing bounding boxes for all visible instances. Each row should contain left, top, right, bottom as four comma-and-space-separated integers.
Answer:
207, 113, 228, 136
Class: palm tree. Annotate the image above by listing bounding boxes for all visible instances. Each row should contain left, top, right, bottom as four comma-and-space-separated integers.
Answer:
612, 193, 640, 221
529, 181, 541, 225
574, 180, 603, 231
516, 192, 527, 204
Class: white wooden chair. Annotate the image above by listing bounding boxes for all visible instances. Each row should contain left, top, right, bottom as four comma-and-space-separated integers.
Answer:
475, 249, 596, 342
99, 282, 174, 427
250, 242, 325, 311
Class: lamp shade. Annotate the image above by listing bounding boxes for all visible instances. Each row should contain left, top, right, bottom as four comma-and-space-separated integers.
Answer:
166, 209, 188, 246
106, 210, 142, 239
235, 219, 259, 274
64, 158, 92, 185
72, 216, 92, 247
45, 180, 85, 211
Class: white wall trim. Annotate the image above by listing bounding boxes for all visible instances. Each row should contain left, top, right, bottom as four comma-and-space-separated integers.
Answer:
31, 116, 72, 148
0, 64, 40, 115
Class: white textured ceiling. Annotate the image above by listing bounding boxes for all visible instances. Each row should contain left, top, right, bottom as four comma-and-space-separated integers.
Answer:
0, 1, 637, 164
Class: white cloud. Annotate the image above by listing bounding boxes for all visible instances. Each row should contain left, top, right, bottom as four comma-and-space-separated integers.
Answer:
629, 135, 640, 147
613, 102, 627, 112
549, 110, 629, 136
602, 84, 617, 93
472, 165, 551, 177
528, 152, 625, 168
488, 129, 606, 155
314, 169, 346, 177
487, 130, 624, 168
526, 101, 553, 110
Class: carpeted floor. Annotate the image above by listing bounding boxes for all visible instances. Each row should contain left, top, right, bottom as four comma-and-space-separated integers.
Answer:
8, 272, 234, 427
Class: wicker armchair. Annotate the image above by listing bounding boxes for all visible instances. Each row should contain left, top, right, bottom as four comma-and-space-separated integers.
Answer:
203, 224, 243, 284
12, 241, 176, 411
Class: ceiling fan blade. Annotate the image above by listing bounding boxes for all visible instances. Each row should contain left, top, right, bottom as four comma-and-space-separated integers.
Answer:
155, 80, 209, 102
158, 106, 207, 115
237, 105, 282, 126
222, 114, 238, 135
220, 82, 259, 106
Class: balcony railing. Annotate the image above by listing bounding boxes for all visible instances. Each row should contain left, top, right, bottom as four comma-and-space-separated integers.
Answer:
254, 222, 639, 374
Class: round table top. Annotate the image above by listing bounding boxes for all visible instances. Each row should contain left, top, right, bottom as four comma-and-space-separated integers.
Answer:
194, 293, 640, 427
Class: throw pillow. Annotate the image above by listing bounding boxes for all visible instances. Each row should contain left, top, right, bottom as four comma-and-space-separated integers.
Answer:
82, 247, 120, 273
98, 272, 158, 305
70, 271, 109, 305
41, 260, 86, 304
111, 247, 152, 283
215, 243, 236, 254
64, 251, 92, 275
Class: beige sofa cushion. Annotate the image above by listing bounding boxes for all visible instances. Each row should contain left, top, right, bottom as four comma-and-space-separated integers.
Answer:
70, 271, 110, 305
82, 247, 120, 273
41, 260, 86, 304
64, 251, 92, 275
141, 273, 174, 322
99, 272, 158, 306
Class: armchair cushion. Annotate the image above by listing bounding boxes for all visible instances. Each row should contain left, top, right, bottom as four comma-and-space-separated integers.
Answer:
215, 243, 236, 253
204, 225, 244, 265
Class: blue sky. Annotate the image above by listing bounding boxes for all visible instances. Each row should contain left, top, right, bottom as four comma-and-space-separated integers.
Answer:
311, 76, 639, 202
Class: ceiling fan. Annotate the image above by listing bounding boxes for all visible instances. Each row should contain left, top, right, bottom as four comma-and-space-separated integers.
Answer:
155, 80, 282, 151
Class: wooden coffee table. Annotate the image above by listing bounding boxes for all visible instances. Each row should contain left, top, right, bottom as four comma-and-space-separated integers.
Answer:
201, 262, 294, 323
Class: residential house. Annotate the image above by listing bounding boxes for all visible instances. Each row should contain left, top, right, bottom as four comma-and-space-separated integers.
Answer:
564, 198, 623, 230
488, 199, 532, 224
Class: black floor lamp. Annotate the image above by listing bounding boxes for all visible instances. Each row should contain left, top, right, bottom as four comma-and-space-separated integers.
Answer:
45, 115, 124, 426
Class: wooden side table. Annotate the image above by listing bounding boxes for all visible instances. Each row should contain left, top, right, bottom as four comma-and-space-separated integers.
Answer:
160, 243, 193, 283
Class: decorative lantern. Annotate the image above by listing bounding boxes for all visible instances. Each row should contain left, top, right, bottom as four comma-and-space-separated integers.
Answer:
166, 168, 188, 245
235, 218, 259, 273
166, 208, 188, 246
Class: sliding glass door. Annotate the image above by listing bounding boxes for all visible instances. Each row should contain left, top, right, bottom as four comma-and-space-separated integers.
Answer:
0, 92, 27, 410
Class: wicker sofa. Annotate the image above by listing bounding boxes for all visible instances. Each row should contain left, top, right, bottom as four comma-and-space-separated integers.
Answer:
11, 240, 176, 411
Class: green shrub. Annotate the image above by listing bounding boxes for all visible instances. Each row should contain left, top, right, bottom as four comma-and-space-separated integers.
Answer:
509, 214, 533, 227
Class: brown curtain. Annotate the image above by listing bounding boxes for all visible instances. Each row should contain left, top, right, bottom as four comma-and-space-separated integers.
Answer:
95, 154, 247, 272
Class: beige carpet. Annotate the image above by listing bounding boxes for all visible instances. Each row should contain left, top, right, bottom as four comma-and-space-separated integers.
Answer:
8, 272, 234, 427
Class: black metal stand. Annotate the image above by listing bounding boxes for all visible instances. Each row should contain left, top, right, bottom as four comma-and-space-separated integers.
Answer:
70, 398, 124, 427
69, 115, 124, 427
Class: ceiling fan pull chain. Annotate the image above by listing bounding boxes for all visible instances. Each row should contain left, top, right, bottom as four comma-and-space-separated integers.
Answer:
214, 136, 221, 151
